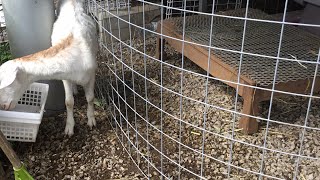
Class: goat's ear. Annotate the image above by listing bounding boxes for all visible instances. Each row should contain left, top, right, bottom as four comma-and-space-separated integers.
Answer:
0, 65, 18, 89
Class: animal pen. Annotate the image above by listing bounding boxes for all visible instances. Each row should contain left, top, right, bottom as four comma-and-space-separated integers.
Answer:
88, 0, 320, 179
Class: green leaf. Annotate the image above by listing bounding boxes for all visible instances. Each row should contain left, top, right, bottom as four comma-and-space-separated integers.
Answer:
0, 42, 12, 64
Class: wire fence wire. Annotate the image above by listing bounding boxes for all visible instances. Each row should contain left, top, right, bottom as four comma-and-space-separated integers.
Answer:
87, 0, 320, 179
0, 1, 7, 42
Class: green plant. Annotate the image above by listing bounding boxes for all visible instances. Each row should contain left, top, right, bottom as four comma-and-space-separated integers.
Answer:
0, 42, 12, 64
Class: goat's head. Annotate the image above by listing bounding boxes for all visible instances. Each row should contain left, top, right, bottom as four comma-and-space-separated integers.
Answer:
0, 61, 26, 110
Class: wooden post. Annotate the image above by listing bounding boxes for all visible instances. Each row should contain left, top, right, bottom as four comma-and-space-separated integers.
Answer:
239, 86, 259, 134
199, 0, 208, 13
0, 161, 5, 180
0, 132, 22, 169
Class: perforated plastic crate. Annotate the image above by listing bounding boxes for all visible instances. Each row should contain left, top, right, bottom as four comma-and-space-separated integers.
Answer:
0, 82, 49, 142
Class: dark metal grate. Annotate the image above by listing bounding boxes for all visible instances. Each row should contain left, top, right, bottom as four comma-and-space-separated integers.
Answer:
168, 9, 320, 86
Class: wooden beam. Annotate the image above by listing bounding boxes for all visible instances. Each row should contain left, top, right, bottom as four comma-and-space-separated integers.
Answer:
239, 86, 260, 134
158, 21, 256, 95
155, 20, 320, 135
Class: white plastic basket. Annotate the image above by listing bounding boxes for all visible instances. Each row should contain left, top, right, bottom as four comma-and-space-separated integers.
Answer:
0, 82, 49, 142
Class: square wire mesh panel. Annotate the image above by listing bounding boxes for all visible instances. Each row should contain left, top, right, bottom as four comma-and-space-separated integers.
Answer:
169, 8, 320, 86
88, 0, 320, 179
166, 0, 199, 18
165, 0, 242, 18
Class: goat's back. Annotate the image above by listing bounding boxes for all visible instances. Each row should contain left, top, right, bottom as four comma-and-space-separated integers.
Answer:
52, 0, 98, 55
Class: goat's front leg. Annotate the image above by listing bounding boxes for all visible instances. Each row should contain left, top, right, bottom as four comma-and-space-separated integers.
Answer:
83, 74, 96, 129
63, 80, 75, 136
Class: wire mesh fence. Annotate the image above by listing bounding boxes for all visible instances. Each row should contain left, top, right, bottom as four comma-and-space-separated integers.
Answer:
87, 0, 320, 179
0, 1, 7, 42
165, 0, 242, 18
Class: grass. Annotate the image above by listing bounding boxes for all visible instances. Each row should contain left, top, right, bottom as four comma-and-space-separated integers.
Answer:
0, 42, 12, 64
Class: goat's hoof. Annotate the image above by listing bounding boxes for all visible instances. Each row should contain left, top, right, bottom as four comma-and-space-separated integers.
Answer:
64, 125, 74, 136
87, 118, 96, 130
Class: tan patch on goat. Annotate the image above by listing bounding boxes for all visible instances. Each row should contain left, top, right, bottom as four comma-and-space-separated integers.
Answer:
16, 34, 74, 62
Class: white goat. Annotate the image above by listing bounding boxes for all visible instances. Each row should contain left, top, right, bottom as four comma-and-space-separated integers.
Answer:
0, 0, 98, 136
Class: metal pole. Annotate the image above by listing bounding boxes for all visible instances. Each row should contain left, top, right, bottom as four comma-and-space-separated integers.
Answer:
2, 0, 54, 57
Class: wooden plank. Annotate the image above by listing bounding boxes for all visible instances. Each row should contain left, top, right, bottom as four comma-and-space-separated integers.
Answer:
239, 86, 259, 134
0, 161, 5, 180
0, 132, 22, 170
255, 77, 320, 101
159, 21, 256, 97
157, 19, 320, 134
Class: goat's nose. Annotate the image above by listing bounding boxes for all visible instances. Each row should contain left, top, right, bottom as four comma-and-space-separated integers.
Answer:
2, 102, 12, 111
4, 104, 9, 110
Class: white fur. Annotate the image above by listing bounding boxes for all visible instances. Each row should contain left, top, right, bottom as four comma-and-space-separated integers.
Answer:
0, 0, 98, 136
